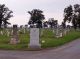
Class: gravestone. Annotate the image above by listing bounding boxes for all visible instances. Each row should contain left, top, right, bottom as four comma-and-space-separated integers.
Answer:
0, 31, 3, 35
56, 27, 59, 35
10, 30, 13, 36
59, 32, 63, 37
40, 28, 44, 37
10, 25, 20, 44
59, 26, 63, 37
55, 25, 59, 38
5, 29, 10, 36
55, 25, 63, 38
19, 25, 24, 34
63, 29, 67, 35
25, 25, 29, 32
66, 25, 70, 33
7, 31, 10, 36
22, 26, 25, 34
28, 28, 41, 49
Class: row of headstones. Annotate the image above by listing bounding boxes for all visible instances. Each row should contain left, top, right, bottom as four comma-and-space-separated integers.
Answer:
0, 25, 71, 49
9, 25, 40, 49
29, 26, 71, 49
0, 25, 29, 36
0, 25, 29, 44
10, 25, 29, 44
0, 24, 71, 38
0, 29, 14, 37
54, 25, 71, 38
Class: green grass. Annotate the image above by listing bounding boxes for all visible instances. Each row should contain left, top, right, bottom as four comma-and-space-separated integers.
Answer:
0, 28, 80, 50
41, 29, 80, 48
0, 29, 30, 50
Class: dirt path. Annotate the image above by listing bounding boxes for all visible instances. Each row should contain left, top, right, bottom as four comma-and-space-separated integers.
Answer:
0, 39, 80, 59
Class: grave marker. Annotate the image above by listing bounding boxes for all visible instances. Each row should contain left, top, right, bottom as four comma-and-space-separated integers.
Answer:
28, 28, 41, 49
10, 25, 20, 44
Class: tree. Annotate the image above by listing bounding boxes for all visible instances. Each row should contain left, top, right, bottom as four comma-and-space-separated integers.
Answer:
63, 5, 73, 23
43, 21, 48, 28
61, 22, 66, 29
0, 4, 13, 28
48, 18, 58, 28
28, 9, 45, 28
63, 4, 80, 30
48, 18, 54, 28
74, 4, 80, 28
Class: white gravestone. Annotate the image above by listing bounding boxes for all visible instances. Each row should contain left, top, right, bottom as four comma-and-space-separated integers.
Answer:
0, 31, 3, 35
28, 28, 41, 49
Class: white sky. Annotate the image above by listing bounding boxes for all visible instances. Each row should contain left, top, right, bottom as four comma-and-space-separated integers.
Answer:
0, 0, 80, 26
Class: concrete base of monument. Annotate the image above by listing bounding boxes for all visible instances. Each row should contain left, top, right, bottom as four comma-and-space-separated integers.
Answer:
28, 44, 41, 50
10, 38, 20, 44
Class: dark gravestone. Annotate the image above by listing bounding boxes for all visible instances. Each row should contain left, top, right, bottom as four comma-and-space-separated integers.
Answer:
10, 25, 20, 44
25, 25, 30, 32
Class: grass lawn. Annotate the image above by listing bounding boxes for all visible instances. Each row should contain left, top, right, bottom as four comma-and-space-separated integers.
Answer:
0, 28, 80, 50
41, 29, 80, 48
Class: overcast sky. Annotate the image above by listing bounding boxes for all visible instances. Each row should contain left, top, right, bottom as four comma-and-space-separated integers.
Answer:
0, 0, 80, 26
